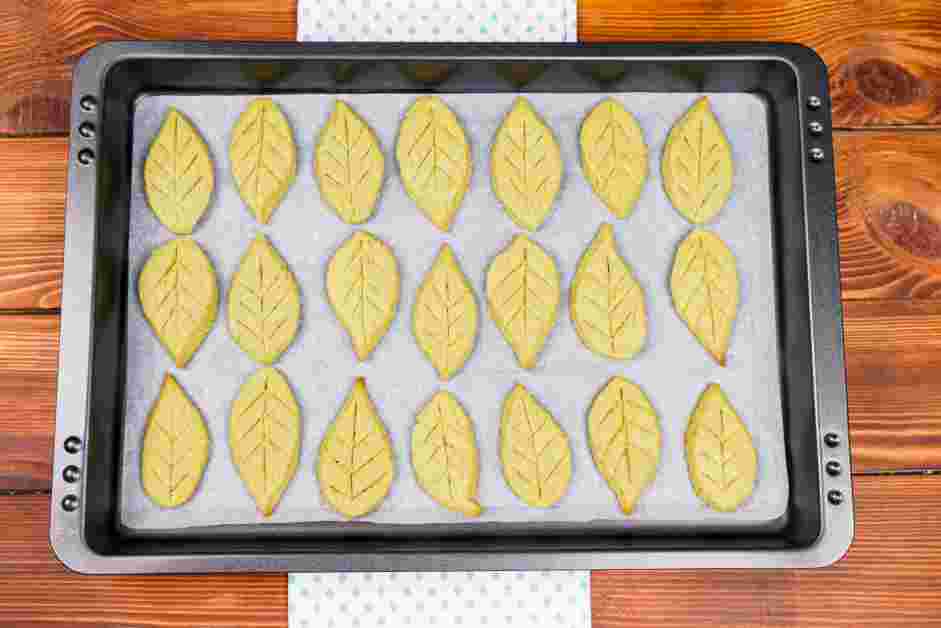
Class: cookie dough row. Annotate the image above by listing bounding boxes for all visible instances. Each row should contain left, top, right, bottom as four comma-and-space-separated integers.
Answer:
141, 374, 757, 518
142, 95, 733, 236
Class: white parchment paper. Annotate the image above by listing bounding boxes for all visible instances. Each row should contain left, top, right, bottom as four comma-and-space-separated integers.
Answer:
120, 92, 787, 531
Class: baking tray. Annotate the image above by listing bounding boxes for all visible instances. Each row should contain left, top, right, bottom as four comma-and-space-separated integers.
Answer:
52, 42, 852, 573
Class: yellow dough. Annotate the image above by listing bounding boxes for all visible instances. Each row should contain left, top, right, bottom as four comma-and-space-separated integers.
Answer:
396, 96, 472, 231
670, 229, 739, 366
490, 97, 563, 231
685, 384, 757, 512
499, 384, 572, 508
144, 108, 214, 235
412, 391, 482, 517
485, 235, 560, 369
140, 374, 210, 508
412, 244, 478, 381
138, 238, 218, 368
580, 98, 648, 219
228, 235, 301, 365
315, 100, 385, 224
570, 224, 646, 360
230, 367, 301, 516
587, 377, 660, 514
326, 231, 400, 361
229, 98, 297, 224
662, 97, 733, 224
318, 378, 395, 518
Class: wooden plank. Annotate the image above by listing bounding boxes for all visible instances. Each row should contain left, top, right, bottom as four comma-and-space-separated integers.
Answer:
0, 137, 66, 310
2, 130, 940, 311
2, 0, 941, 134
591, 474, 941, 628
837, 130, 941, 300
2, 298, 941, 488
0, 315, 58, 491
0, 476, 935, 626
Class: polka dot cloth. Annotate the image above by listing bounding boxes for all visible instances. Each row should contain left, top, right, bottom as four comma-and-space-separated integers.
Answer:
289, 571, 590, 628
297, 0, 578, 43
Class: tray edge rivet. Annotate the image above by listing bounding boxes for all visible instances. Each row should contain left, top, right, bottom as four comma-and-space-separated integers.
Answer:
827, 490, 844, 506
78, 122, 96, 139
63, 465, 81, 483
64, 436, 83, 454
825, 460, 842, 477
61, 494, 79, 512
807, 95, 822, 109
810, 147, 825, 162
808, 120, 824, 135
824, 432, 840, 448
77, 149, 95, 165
79, 95, 97, 113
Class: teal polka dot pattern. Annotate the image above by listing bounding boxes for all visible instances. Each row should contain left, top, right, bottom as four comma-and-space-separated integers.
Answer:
289, 571, 590, 628
297, 0, 577, 42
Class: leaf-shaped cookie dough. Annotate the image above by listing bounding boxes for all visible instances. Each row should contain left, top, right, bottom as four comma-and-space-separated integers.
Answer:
413, 244, 478, 381
138, 238, 218, 368
500, 384, 572, 507
317, 378, 395, 518
670, 230, 739, 366
326, 231, 400, 361
141, 374, 210, 508
662, 97, 733, 224
230, 367, 301, 516
228, 235, 301, 365
685, 384, 757, 512
412, 391, 482, 517
570, 224, 646, 360
587, 377, 660, 514
486, 235, 560, 369
229, 98, 297, 224
144, 108, 214, 235
315, 101, 385, 224
580, 98, 648, 219
396, 96, 472, 231
490, 97, 563, 231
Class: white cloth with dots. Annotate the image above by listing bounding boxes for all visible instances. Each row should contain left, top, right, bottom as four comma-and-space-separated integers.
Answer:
292, 4, 585, 628
290, 571, 591, 628
297, 0, 578, 42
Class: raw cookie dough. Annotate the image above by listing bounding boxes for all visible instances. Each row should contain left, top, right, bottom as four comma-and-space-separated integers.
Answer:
580, 98, 648, 219
228, 234, 301, 365
138, 237, 218, 368
318, 378, 395, 518
499, 384, 572, 508
413, 244, 478, 381
396, 96, 472, 231
140, 373, 210, 508
326, 231, 401, 361
670, 229, 739, 366
485, 235, 560, 369
229, 98, 297, 224
412, 390, 482, 517
587, 376, 660, 514
230, 367, 301, 516
315, 100, 385, 224
490, 97, 563, 231
570, 223, 646, 360
144, 108, 214, 235
685, 383, 757, 512
662, 97, 733, 224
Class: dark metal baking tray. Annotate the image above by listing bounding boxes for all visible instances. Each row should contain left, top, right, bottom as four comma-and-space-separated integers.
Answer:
51, 41, 851, 573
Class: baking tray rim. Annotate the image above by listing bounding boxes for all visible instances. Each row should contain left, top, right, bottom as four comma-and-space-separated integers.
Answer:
51, 41, 852, 573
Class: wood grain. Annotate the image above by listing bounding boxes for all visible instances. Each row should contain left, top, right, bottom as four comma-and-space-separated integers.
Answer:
1, 0, 941, 134
0, 138, 65, 310
837, 130, 941, 300
1, 297, 941, 489
0, 315, 58, 491
591, 474, 941, 628
0, 476, 933, 626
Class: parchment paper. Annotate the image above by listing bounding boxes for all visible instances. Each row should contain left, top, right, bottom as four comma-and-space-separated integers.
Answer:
120, 92, 788, 531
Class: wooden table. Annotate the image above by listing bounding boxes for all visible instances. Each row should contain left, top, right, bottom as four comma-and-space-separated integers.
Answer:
1, 1, 940, 625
